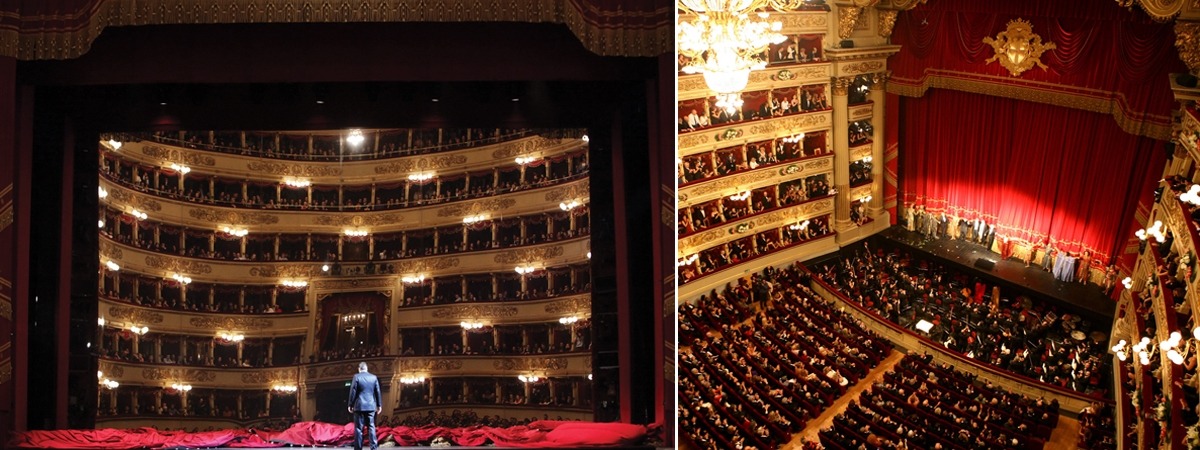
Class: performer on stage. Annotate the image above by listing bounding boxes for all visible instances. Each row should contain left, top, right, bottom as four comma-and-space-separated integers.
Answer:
347, 362, 382, 450
905, 203, 915, 232
1042, 242, 1056, 272
1076, 250, 1092, 285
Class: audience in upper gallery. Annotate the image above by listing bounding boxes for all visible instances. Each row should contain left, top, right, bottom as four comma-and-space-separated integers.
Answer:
813, 244, 1110, 396
679, 263, 893, 449
98, 151, 587, 211
815, 352, 1059, 450
141, 129, 536, 161
678, 216, 833, 285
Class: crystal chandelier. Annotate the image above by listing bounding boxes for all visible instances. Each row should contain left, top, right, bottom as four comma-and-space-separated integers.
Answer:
678, 1, 789, 113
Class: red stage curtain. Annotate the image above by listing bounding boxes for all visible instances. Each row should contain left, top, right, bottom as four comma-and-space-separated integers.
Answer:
890, 0, 1185, 138
10, 421, 652, 448
899, 89, 1167, 265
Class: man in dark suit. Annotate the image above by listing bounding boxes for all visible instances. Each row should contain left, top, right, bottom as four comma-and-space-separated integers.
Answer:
347, 361, 382, 450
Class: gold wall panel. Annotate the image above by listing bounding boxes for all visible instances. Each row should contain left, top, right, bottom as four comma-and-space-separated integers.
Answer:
678, 112, 833, 155
100, 298, 309, 336
394, 294, 591, 327
677, 197, 835, 257
679, 155, 834, 206
678, 64, 832, 101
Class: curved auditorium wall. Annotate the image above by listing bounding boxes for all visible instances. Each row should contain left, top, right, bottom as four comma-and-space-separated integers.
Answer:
94, 129, 595, 429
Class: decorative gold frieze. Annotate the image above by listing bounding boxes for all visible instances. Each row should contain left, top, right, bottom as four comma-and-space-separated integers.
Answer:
396, 358, 462, 372
240, 369, 297, 384
492, 357, 569, 371
142, 368, 216, 382
372, 154, 469, 174
892, 0, 928, 10
849, 104, 875, 122
308, 359, 395, 379
677, 76, 708, 94
832, 76, 856, 96
313, 278, 396, 290
437, 198, 517, 217
245, 161, 342, 177
188, 208, 280, 225
878, 10, 899, 38
430, 305, 519, 319
140, 145, 217, 167
544, 296, 591, 315
780, 13, 828, 31
678, 133, 711, 150
99, 361, 124, 378
107, 306, 164, 324
747, 113, 830, 136
544, 183, 590, 203
491, 137, 553, 159
188, 316, 273, 330
681, 168, 781, 203
100, 241, 124, 259
851, 144, 874, 161
789, 65, 831, 81
144, 255, 213, 274
842, 60, 885, 75
249, 264, 319, 278
983, 19, 1056, 77
312, 213, 404, 227
107, 188, 163, 212
493, 246, 566, 264
391, 257, 460, 273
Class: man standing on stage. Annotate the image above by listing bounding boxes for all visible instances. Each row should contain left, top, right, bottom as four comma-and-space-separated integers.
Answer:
348, 362, 382, 450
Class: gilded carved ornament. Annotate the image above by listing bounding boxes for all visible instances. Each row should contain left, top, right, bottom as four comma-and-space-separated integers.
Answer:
1116, 0, 1184, 22
838, 6, 865, 39
1175, 22, 1200, 76
983, 19, 1057, 77
878, 10, 899, 38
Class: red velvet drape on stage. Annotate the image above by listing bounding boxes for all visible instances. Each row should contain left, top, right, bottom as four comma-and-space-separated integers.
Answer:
899, 89, 1167, 265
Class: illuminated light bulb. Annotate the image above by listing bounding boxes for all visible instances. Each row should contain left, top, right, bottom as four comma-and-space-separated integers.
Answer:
322, 264, 330, 272
98, 186, 108, 199
401, 275, 425, 284
559, 200, 581, 211
345, 129, 365, 146
283, 178, 311, 188
169, 163, 191, 175
280, 280, 308, 288
408, 173, 435, 182
105, 260, 120, 271
559, 316, 579, 324
107, 139, 122, 150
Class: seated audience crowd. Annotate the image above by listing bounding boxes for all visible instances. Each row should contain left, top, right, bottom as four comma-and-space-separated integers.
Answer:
813, 244, 1110, 395
138, 129, 535, 161
678, 263, 893, 449
678, 216, 833, 285
815, 352, 1060, 450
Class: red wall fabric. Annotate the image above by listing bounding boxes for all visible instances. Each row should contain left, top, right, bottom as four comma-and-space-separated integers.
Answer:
890, 0, 1184, 137
899, 89, 1167, 265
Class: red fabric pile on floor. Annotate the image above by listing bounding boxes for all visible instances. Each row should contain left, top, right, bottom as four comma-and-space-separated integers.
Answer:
10, 420, 651, 448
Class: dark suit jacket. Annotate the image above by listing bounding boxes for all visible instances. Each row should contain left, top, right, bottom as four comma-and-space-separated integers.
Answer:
348, 371, 381, 412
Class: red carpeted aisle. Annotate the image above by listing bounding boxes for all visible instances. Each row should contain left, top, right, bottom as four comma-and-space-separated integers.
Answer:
9, 420, 653, 449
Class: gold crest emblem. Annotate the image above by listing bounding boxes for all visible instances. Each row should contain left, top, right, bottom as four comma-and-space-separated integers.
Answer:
983, 19, 1056, 77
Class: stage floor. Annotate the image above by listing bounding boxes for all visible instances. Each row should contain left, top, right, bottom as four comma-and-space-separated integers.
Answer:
815, 226, 1116, 328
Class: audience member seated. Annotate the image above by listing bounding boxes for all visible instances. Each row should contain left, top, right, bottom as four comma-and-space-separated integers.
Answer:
679, 263, 893, 448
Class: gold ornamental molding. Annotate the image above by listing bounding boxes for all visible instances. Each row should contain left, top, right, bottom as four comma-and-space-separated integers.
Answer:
0, 0, 670, 60
99, 361, 125, 378
492, 357, 569, 371
544, 183, 590, 203
849, 104, 875, 122
679, 156, 834, 204
494, 246, 566, 264
312, 213, 405, 227
307, 359, 396, 380
188, 316, 274, 330
437, 198, 518, 217
779, 12, 829, 32
490, 136, 554, 159
188, 208, 280, 226
747, 113, 831, 137
245, 161, 342, 177
983, 19, 1057, 77
240, 369, 297, 384
430, 305, 520, 320
391, 257, 461, 273
107, 188, 162, 212
142, 368, 217, 382
850, 184, 874, 201
106, 305, 164, 324
100, 241, 124, 259
841, 60, 886, 76
140, 145, 217, 167
373, 154, 469, 175
144, 255, 213, 274
851, 144, 874, 161
887, 70, 1173, 139
1120, 0, 1186, 22
396, 358, 463, 372
313, 278, 396, 291
248, 264, 319, 278
838, 6, 866, 40
543, 295, 591, 315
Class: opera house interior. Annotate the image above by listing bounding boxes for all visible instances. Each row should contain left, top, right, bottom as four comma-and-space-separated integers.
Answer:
0, 1, 674, 448
678, 0, 1200, 449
